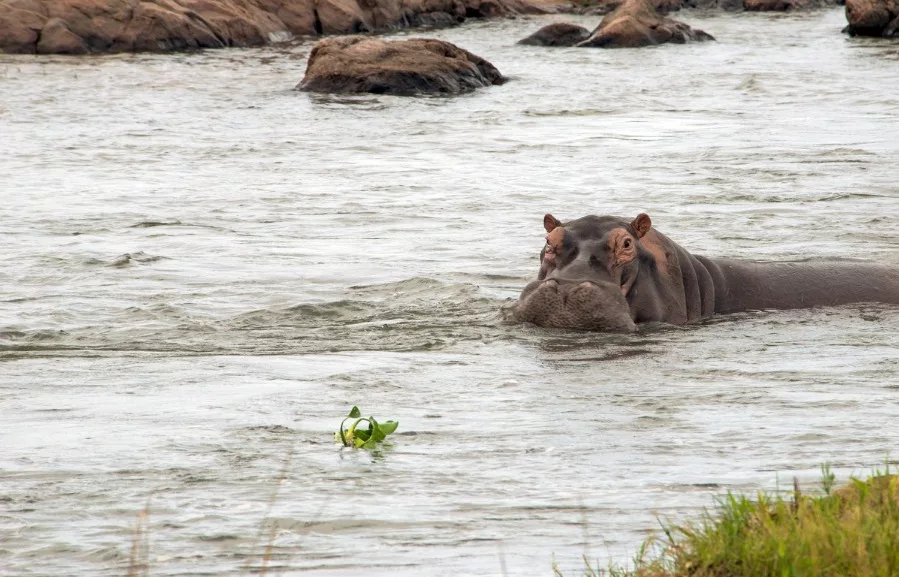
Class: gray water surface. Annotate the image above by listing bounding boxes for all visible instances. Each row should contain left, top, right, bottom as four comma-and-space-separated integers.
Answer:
1, 8, 898, 576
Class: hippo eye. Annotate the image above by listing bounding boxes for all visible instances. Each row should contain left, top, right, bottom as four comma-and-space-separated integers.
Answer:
623, 239, 632, 249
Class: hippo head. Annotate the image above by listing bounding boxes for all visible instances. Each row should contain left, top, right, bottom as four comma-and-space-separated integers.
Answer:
514, 213, 657, 332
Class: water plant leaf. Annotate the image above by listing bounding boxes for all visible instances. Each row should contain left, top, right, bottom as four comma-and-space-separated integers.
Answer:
335, 408, 398, 449
370, 422, 386, 443
379, 421, 399, 436
338, 419, 351, 446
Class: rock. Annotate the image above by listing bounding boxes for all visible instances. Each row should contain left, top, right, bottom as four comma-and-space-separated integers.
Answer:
297, 36, 506, 95
518, 22, 592, 45
683, 0, 744, 9
844, 0, 899, 36
744, 0, 808, 10
36, 17, 89, 54
581, 0, 685, 14
685, 0, 836, 7
0, 0, 572, 55
469, 0, 574, 14
579, 0, 714, 47
0, 0, 285, 54
0, 2, 43, 51
650, 0, 688, 11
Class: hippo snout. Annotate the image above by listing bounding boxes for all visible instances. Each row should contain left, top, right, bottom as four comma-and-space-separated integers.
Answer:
514, 279, 636, 332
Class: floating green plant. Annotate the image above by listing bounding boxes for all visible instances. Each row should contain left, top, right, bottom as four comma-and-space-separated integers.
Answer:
336, 406, 398, 449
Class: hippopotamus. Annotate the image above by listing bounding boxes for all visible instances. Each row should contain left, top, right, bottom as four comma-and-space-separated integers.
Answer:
514, 213, 899, 332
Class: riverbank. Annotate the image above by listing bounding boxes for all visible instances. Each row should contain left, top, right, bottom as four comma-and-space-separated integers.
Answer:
563, 471, 899, 577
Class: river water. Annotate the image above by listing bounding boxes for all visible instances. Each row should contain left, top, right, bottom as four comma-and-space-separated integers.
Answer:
1, 7, 898, 576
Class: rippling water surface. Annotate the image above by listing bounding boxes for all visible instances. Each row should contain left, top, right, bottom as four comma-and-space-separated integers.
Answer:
2, 8, 898, 576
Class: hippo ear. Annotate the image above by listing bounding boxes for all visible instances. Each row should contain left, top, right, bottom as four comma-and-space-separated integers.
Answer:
544, 214, 562, 233
631, 213, 652, 239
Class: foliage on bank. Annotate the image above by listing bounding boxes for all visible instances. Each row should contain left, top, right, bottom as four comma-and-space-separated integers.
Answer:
560, 466, 899, 577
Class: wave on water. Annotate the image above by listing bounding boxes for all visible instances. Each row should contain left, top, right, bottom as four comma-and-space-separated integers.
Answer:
226, 277, 507, 353
128, 221, 231, 232
0, 278, 510, 358
101, 251, 166, 267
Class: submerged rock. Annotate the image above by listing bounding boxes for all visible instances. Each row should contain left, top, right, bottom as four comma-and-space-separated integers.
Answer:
844, 0, 899, 37
518, 22, 592, 45
0, 0, 572, 55
297, 37, 506, 95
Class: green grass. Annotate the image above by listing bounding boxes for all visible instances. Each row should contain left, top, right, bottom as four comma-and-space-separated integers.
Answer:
559, 466, 899, 577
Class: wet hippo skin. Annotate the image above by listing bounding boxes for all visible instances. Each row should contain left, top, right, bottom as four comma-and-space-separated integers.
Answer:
514, 213, 899, 331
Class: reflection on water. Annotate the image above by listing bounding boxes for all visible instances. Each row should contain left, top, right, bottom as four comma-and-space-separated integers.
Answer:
1, 7, 898, 577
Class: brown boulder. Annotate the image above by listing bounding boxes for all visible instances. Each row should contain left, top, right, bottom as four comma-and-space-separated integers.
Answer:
518, 22, 592, 45
844, 0, 899, 36
579, 0, 714, 47
0, 2, 43, 51
36, 17, 90, 54
297, 36, 506, 95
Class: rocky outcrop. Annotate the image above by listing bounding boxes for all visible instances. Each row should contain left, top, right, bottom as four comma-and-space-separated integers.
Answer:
297, 37, 506, 95
518, 22, 591, 45
0, 0, 572, 55
0, 0, 286, 54
579, 0, 714, 46
520, 0, 713, 48
579, 0, 687, 13
844, 0, 899, 36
